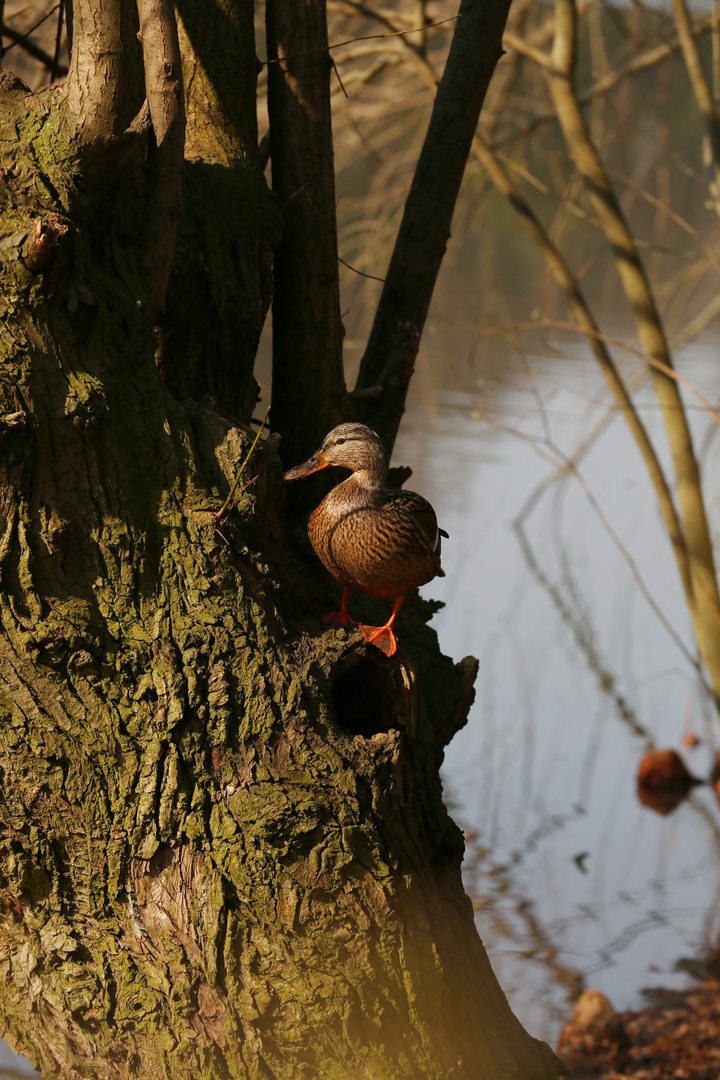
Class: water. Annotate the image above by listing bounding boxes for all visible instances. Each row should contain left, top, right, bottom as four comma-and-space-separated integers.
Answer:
0, 1041, 37, 1079
395, 338, 720, 1043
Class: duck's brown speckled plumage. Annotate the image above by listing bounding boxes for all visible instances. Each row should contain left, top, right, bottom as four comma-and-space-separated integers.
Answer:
284, 423, 446, 654
308, 479, 443, 598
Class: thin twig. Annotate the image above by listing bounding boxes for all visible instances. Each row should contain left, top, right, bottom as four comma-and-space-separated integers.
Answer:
493, 18, 712, 152
1, 21, 64, 70
338, 256, 386, 283
216, 409, 269, 521
3, 3, 60, 52
502, 30, 553, 70
672, 290, 720, 349
546, 0, 720, 704
671, 0, 720, 216
494, 417, 709, 683
508, 318, 720, 430
260, 14, 461, 67
226, 476, 258, 518
468, 128, 693, 604
331, 57, 348, 97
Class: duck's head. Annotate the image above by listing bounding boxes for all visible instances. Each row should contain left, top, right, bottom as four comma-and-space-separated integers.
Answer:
283, 423, 387, 480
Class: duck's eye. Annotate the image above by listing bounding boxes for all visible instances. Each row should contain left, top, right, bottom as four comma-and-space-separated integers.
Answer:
335, 438, 346, 446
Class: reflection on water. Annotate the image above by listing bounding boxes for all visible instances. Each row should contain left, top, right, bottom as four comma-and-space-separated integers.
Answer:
395, 338, 720, 1044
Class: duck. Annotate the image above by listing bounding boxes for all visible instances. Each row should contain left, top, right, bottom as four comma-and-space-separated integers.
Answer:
283, 422, 447, 656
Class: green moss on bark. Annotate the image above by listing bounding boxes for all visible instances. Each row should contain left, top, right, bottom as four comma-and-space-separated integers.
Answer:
0, 21, 565, 1080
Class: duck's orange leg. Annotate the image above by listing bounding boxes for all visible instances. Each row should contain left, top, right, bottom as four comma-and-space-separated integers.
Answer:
323, 586, 357, 627
359, 595, 405, 657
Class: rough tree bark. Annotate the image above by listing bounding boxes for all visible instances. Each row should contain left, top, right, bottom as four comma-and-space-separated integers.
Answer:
0, 1, 566, 1077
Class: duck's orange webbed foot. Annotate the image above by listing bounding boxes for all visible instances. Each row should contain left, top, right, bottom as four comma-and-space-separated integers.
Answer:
358, 623, 398, 656
358, 594, 405, 657
322, 587, 356, 627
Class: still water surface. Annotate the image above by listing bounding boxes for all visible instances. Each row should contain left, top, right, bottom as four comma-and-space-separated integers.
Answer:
395, 337, 720, 1043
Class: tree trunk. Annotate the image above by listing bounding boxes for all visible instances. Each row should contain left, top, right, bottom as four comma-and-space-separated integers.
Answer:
162, 0, 274, 419
266, 0, 347, 466
0, 5, 566, 1078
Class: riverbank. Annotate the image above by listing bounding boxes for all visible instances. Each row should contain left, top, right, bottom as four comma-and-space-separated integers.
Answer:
562, 978, 720, 1079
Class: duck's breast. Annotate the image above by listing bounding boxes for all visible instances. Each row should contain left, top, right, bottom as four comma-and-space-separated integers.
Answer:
308, 485, 443, 598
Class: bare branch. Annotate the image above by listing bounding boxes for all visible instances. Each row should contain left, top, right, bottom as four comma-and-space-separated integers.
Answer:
546, 0, 720, 702
1, 20, 66, 73
50, 0, 65, 83
509, 319, 720, 431
609, 167, 720, 277
329, 0, 424, 58
671, 0, 720, 216
472, 130, 693, 600
327, 2, 418, 25
491, 19, 712, 152
502, 30, 553, 69
355, 0, 513, 452
136, 0, 186, 320
507, 420, 707, 683
266, 0, 347, 465
673, 290, 720, 349
64, 0, 143, 146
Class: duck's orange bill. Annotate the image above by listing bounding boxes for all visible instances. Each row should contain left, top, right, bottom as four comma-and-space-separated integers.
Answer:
283, 452, 330, 481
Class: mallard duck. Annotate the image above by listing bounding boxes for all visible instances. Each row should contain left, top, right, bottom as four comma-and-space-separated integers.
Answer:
284, 422, 446, 656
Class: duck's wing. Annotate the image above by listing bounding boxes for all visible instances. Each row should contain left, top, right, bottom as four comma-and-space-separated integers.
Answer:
383, 489, 446, 565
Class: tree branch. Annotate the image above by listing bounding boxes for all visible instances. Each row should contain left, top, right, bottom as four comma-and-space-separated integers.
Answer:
1, 14, 67, 75
546, 0, 720, 704
64, 0, 143, 148
267, 0, 347, 465
673, 289, 720, 349
50, 0, 65, 83
501, 30, 553, 69
136, 0, 186, 321
354, 0, 513, 453
471, 130, 693, 602
671, 0, 720, 216
492, 19, 712, 153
